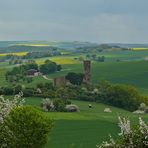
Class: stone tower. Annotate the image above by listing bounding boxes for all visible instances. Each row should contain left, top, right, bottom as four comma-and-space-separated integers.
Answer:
83, 60, 91, 84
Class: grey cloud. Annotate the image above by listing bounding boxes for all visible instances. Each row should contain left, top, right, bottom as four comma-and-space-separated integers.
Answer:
0, 0, 148, 42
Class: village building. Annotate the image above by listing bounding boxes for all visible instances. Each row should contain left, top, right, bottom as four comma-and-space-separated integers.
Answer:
26, 69, 41, 77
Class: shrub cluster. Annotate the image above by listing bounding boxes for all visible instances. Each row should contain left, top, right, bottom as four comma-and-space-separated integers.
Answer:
65, 72, 84, 85
96, 81, 146, 111
5, 60, 62, 83
0, 84, 23, 95
1, 81, 148, 112
41, 98, 78, 112
40, 60, 62, 75
97, 117, 148, 148
0, 95, 53, 148
53, 81, 148, 111
0, 106, 53, 148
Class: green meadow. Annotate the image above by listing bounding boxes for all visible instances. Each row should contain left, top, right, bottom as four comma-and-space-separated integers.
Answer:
0, 49, 148, 148
1, 50, 148, 94
25, 97, 148, 148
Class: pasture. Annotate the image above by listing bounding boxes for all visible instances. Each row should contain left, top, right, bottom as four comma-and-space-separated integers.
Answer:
0, 50, 148, 95
46, 60, 148, 95
25, 97, 148, 148
0, 48, 148, 148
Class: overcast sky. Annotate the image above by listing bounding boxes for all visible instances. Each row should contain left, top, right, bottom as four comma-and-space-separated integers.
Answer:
0, 0, 148, 43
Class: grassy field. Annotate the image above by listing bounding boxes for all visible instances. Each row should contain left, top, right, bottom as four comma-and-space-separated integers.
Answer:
93, 50, 148, 62
45, 60, 148, 95
1, 52, 148, 95
25, 97, 148, 148
1, 49, 148, 148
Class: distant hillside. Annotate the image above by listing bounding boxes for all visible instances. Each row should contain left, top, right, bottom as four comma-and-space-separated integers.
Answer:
0, 45, 60, 53
1, 41, 148, 53
0, 41, 98, 48
0, 41, 99, 53
108, 43, 148, 48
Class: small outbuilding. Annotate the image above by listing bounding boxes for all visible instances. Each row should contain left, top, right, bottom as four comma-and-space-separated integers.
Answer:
26, 69, 40, 77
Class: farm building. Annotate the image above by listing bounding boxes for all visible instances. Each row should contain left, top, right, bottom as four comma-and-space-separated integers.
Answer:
26, 69, 41, 77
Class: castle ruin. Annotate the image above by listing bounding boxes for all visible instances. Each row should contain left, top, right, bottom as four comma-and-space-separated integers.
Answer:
53, 76, 67, 87
83, 60, 91, 84
53, 60, 91, 86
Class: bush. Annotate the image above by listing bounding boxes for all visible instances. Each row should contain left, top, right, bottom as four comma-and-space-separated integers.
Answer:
44, 82, 54, 90
26, 77, 33, 83
23, 88, 35, 97
41, 98, 72, 112
57, 65, 62, 71
0, 106, 53, 148
37, 82, 53, 89
55, 87, 72, 100
96, 81, 144, 111
97, 56, 105, 62
97, 117, 148, 148
3, 87, 14, 95
0, 88, 4, 95
53, 99, 66, 112
65, 104, 79, 112
55, 85, 83, 100
36, 83, 44, 89
41, 90, 55, 98
64, 99, 72, 105
14, 84, 22, 94
66, 72, 84, 85
41, 98, 54, 112
5, 62, 38, 83
134, 103, 148, 114
39, 60, 61, 74
78, 91, 96, 101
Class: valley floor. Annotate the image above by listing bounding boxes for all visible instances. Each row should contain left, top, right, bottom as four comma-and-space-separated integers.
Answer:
25, 97, 148, 148
1, 49, 148, 147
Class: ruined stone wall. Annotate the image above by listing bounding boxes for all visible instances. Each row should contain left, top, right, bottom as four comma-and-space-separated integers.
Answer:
83, 60, 91, 84
53, 76, 67, 87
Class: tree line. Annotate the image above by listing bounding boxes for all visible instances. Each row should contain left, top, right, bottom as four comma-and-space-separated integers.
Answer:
5, 60, 62, 83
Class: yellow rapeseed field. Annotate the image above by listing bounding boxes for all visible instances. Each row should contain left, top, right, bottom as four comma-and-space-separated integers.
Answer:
15, 44, 49, 47
132, 48, 148, 50
36, 57, 79, 65
0, 52, 28, 56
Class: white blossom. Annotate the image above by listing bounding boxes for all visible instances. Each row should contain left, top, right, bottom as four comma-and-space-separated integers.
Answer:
133, 110, 145, 114
104, 108, 112, 113
139, 117, 148, 134
97, 117, 148, 148
0, 92, 25, 147
0, 92, 25, 123
118, 116, 131, 136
